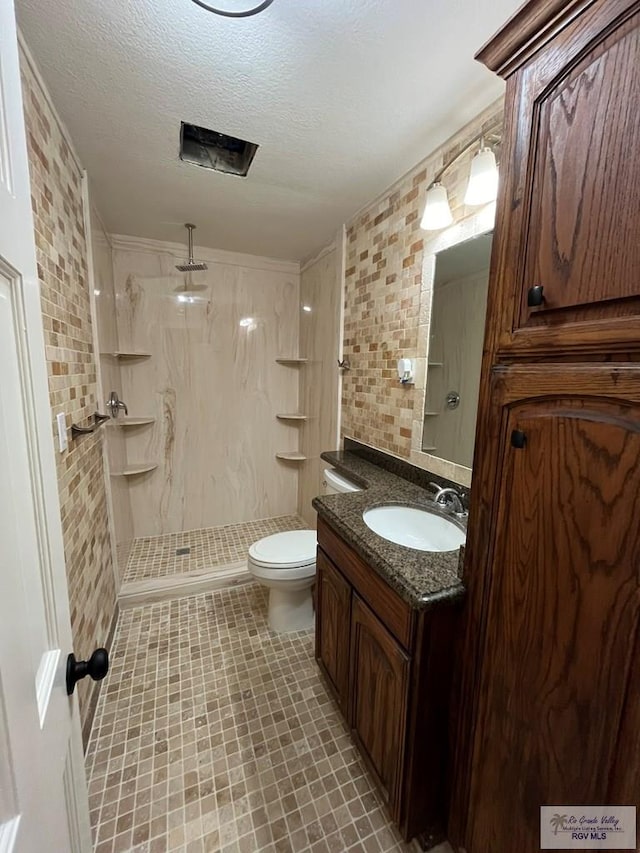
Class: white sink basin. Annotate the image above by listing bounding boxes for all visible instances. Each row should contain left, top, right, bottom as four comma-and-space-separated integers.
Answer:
363, 505, 466, 552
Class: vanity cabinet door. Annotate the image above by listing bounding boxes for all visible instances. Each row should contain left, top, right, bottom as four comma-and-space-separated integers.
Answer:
485, 0, 640, 357
315, 549, 351, 713
462, 366, 640, 852
350, 594, 410, 816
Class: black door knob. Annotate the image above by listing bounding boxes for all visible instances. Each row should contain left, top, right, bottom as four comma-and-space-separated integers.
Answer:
66, 648, 109, 695
527, 285, 545, 307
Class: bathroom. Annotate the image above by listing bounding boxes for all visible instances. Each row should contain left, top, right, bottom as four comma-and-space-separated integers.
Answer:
1, 1, 639, 852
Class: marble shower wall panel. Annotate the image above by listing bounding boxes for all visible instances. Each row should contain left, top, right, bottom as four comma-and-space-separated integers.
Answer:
112, 241, 301, 537
90, 211, 133, 573
298, 244, 342, 526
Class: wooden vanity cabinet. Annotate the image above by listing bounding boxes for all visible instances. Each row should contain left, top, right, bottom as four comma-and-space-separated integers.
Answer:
315, 516, 459, 843
315, 549, 351, 712
350, 594, 410, 809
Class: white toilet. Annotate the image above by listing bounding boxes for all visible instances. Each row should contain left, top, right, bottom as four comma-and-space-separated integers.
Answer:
248, 467, 362, 633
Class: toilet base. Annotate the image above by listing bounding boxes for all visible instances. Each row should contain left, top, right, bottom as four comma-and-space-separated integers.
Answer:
267, 586, 314, 633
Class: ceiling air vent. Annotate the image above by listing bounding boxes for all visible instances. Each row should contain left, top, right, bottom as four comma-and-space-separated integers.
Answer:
180, 122, 258, 177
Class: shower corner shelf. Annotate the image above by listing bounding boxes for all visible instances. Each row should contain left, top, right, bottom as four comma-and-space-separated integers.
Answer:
111, 463, 158, 477
275, 452, 307, 462
427, 362, 443, 367
112, 351, 152, 360
423, 411, 440, 417
275, 357, 308, 365
109, 417, 156, 427
276, 413, 308, 421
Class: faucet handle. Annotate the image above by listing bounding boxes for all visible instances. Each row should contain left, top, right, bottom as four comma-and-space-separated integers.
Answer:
428, 482, 445, 498
106, 391, 128, 418
431, 485, 466, 515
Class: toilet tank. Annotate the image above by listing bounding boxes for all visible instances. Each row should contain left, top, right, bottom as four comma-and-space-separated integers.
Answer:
322, 467, 362, 495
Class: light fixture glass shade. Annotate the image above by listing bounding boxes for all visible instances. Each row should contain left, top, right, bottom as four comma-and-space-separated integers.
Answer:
464, 147, 499, 206
420, 183, 453, 231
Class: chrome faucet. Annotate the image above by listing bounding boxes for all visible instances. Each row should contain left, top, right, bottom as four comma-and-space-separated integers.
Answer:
106, 391, 128, 418
429, 483, 466, 516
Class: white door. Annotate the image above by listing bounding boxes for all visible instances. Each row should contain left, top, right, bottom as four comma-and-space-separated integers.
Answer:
0, 2, 92, 851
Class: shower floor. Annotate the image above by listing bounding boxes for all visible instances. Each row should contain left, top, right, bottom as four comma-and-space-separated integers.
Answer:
120, 515, 308, 606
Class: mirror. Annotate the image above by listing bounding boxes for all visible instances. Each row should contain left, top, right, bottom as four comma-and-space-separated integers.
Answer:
422, 231, 492, 468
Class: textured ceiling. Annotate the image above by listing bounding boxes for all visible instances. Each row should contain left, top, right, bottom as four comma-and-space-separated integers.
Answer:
16, 0, 523, 261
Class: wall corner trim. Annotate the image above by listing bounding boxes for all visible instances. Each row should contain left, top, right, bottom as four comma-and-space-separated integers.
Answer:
110, 233, 301, 276
300, 240, 337, 274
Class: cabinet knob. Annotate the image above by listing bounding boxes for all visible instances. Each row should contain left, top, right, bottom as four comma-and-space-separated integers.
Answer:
527, 285, 545, 307
511, 429, 527, 448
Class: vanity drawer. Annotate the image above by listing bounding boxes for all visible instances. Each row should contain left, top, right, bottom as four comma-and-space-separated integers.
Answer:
317, 516, 415, 650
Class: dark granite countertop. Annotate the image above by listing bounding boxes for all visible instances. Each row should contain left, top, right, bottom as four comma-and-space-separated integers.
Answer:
312, 450, 466, 610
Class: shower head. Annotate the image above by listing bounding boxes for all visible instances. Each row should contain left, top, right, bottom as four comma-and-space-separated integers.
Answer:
176, 223, 208, 272
176, 260, 208, 272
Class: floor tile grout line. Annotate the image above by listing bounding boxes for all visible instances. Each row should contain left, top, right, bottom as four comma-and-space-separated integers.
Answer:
88, 584, 412, 852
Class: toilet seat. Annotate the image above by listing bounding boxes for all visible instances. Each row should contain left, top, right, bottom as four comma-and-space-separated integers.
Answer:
248, 530, 316, 570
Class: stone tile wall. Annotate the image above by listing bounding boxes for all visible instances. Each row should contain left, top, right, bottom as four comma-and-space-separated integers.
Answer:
341, 100, 503, 469
20, 48, 117, 738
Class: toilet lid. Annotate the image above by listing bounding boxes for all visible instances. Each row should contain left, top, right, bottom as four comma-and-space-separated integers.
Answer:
249, 530, 317, 569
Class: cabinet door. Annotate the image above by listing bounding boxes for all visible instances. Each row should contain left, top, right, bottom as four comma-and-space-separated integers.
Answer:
462, 366, 640, 852
315, 549, 351, 712
350, 594, 409, 815
486, 0, 640, 356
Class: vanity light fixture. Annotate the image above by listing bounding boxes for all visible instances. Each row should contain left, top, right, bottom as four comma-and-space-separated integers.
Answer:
420, 124, 501, 231
190, 0, 274, 17
420, 183, 453, 231
464, 145, 499, 206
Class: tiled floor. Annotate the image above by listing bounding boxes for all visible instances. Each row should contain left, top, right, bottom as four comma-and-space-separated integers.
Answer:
86, 585, 413, 853
122, 516, 308, 584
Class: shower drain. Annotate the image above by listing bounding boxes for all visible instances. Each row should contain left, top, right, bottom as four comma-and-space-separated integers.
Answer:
175, 547, 191, 556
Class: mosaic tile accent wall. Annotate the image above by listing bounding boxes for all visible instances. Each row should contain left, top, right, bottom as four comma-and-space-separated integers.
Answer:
20, 49, 117, 734
341, 100, 503, 462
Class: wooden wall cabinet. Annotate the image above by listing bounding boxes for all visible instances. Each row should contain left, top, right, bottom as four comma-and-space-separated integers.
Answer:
484, 0, 640, 358
450, 2, 640, 852
316, 517, 459, 843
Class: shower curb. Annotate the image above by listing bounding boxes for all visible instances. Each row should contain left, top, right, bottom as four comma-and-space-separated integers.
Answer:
118, 561, 253, 608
